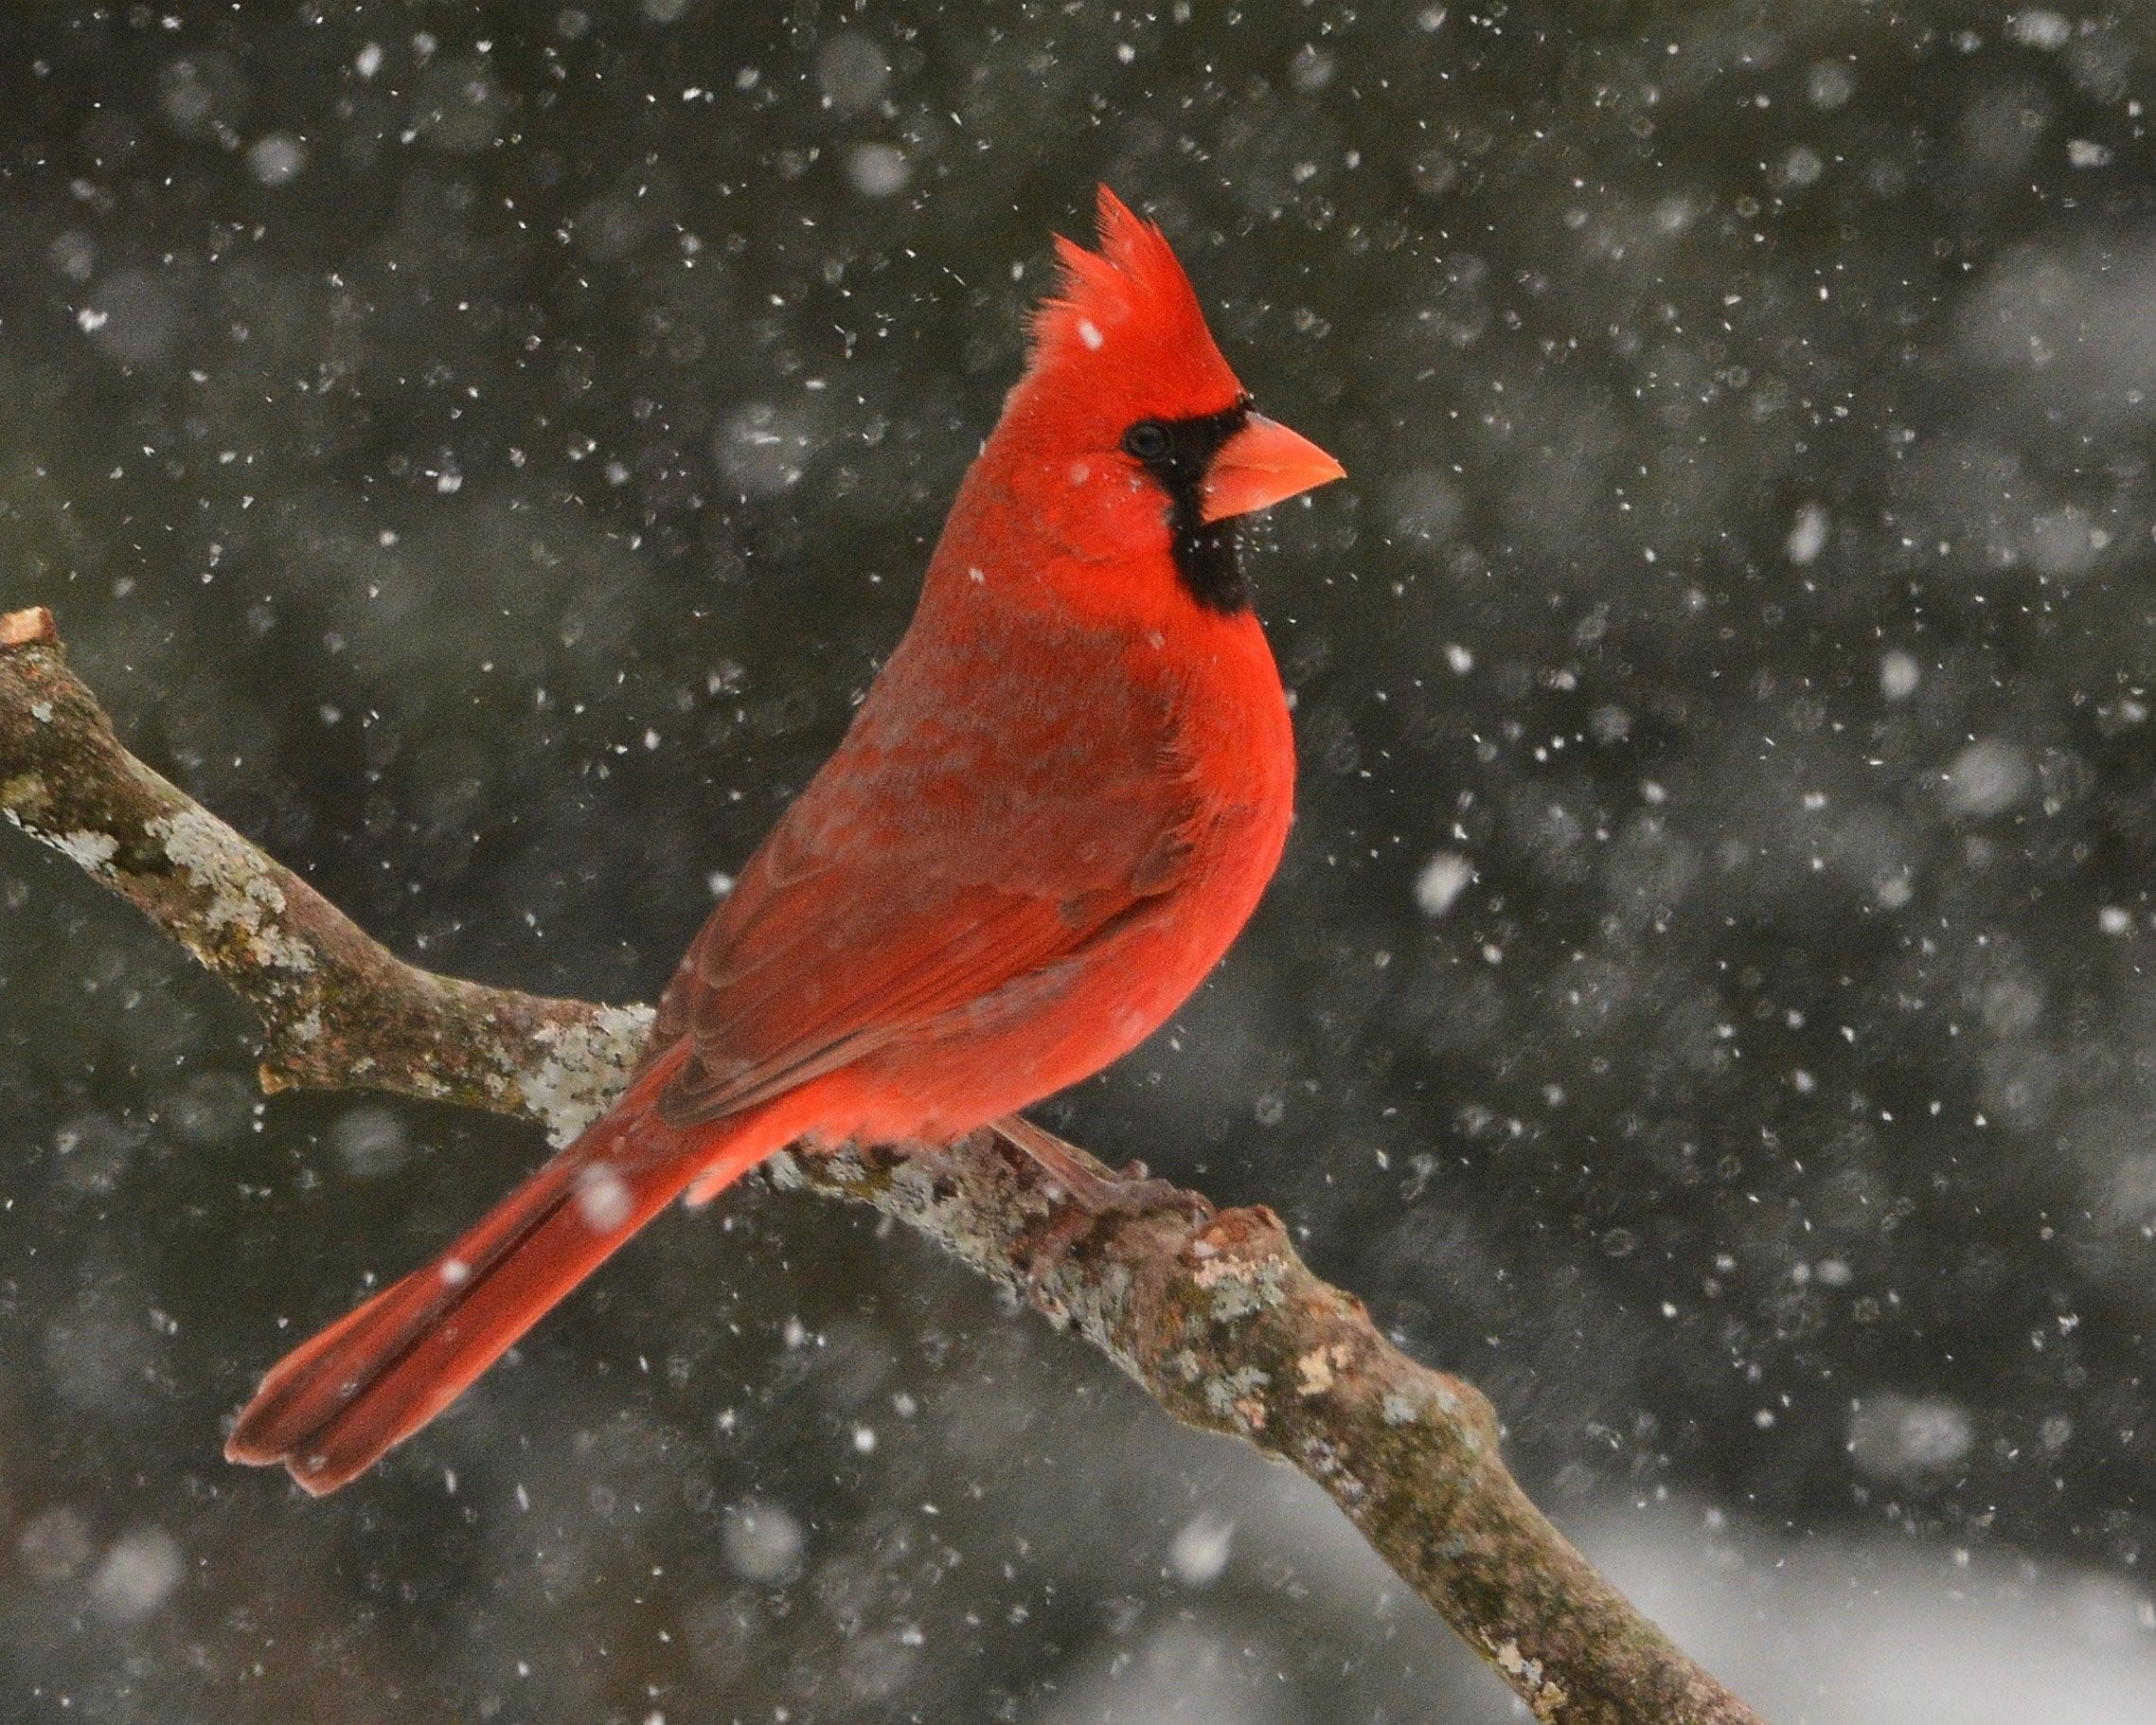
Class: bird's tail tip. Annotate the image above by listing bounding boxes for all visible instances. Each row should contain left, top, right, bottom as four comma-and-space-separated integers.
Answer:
223, 1059, 775, 1495
222, 1247, 486, 1493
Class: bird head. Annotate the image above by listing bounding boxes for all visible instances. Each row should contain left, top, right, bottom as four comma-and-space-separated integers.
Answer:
987, 187, 1343, 614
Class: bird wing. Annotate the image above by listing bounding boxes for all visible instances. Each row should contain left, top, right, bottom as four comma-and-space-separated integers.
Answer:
651, 606, 1197, 1127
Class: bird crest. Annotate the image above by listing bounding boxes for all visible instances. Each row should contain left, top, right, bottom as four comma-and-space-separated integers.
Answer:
1027, 187, 1240, 404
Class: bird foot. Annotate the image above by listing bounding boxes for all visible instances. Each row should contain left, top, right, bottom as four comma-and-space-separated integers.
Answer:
992, 1114, 1211, 1286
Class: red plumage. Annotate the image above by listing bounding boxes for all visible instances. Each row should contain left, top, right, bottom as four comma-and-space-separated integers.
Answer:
225, 187, 1343, 1493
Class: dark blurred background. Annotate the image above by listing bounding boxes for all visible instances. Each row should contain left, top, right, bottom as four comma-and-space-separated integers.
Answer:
5, 3, 2156, 1719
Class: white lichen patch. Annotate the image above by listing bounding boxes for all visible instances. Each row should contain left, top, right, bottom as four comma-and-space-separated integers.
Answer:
522, 1003, 655, 1143
1203, 1364, 1271, 1432
1494, 1639, 1569, 1721
823, 1145, 869, 1181
149, 807, 317, 974
1429, 1380, 1481, 1451
48, 828, 118, 873
774, 1139, 1153, 1372
1298, 1434, 1373, 1506
1191, 1251, 1287, 1323
1057, 1257, 1135, 1367
1381, 1390, 1425, 1426
885, 1153, 950, 1210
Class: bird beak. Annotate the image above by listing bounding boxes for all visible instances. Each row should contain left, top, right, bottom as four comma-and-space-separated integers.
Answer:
1201, 413, 1345, 524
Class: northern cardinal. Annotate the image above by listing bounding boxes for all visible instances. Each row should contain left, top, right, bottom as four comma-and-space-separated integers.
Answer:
225, 187, 1343, 1493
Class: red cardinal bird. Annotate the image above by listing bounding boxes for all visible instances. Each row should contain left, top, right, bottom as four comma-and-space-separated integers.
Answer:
225, 187, 1343, 1493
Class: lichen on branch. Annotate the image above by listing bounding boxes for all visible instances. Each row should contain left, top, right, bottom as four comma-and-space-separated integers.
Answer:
0, 606, 646, 1129
0, 606, 1764, 1725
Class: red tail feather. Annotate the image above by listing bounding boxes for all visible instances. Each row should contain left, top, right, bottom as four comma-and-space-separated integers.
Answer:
225, 1062, 779, 1494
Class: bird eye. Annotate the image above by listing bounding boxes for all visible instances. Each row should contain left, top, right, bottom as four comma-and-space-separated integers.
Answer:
1122, 420, 1170, 461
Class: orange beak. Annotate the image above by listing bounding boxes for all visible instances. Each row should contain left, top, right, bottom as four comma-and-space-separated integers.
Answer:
1201, 413, 1345, 524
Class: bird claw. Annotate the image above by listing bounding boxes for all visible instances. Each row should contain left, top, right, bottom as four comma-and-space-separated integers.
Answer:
992, 1114, 1209, 1287
1059, 1169, 1203, 1226
1058, 1165, 1213, 1281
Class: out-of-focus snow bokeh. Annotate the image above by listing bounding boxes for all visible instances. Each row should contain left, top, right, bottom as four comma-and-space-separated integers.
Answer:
4, 2, 2155, 1718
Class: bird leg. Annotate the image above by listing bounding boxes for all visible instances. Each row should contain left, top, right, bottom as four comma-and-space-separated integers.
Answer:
992, 1114, 1211, 1280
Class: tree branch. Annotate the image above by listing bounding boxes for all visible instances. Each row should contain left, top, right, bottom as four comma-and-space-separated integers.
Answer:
0, 606, 1764, 1725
